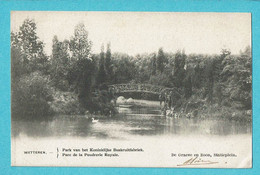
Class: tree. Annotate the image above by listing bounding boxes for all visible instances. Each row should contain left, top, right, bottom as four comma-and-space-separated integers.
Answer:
151, 53, 157, 75
105, 43, 112, 83
96, 44, 107, 87
173, 50, 186, 88
192, 62, 202, 88
11, 46, 27, 80
184, 74, 192, 99
204, 58, 214, 103
111, 53, 137, 84
156, 48, 166, 73
11, 18, 48, 74
11, 19, 54, 120
221, 47, 231, 58
220, 46, 252, 109
69, 23, 92, 61
50, 36, 70, 90
68, 23, 94, 107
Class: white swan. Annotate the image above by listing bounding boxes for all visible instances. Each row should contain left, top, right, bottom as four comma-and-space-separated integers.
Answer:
91, 118, 99, 123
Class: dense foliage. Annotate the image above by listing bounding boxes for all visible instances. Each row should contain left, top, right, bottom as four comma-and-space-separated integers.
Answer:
11, 19, 252, 121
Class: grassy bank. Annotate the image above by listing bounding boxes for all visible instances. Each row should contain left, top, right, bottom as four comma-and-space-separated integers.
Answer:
165, 97, 252, 122
117, 96, 251, 122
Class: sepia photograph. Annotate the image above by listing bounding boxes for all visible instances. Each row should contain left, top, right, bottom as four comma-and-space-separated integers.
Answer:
11, 11, 252, 167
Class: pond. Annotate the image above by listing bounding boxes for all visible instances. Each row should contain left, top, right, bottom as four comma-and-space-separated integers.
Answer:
12, 101, 251, 140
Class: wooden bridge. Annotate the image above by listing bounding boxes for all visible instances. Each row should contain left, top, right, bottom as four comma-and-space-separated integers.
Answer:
108, 84, 182, 96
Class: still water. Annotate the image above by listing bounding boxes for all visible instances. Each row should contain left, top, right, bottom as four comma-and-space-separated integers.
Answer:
12, 104, 252, 140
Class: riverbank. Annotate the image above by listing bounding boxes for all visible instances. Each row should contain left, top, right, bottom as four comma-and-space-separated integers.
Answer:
115, 96, 251, 122
49, 88, 116, 117
162, 99, 252, 122
48, 90, 251, 123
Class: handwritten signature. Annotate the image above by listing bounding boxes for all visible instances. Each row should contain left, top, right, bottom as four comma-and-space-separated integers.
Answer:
177, 156, 218, 166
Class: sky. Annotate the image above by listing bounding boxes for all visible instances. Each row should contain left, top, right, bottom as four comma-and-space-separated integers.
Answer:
11, 11, 251, 56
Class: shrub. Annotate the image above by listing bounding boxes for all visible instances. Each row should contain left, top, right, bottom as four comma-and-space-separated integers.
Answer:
12, 71, 54, 120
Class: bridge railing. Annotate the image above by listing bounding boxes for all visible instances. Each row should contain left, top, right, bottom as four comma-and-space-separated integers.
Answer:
108, 83, 182, 96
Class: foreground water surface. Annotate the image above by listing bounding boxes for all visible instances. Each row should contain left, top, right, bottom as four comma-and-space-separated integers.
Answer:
12, 102, 251, 140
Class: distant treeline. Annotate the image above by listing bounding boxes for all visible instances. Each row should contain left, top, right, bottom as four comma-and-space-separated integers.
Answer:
11, 19, 252, 121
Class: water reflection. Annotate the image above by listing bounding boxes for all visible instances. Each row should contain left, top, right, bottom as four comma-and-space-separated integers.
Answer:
12, 106, 251, 140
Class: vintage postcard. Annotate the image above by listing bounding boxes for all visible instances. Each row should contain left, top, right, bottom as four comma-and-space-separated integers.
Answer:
11, 11, 252, 168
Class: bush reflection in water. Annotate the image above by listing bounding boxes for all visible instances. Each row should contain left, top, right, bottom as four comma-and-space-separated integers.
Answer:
12, 105, 251, 140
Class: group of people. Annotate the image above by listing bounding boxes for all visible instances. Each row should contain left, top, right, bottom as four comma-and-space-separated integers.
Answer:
159, 91, 176, 109
159, 91, 194, 119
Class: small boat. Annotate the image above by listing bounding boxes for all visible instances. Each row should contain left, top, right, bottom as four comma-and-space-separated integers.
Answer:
91, 118, 99, 123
